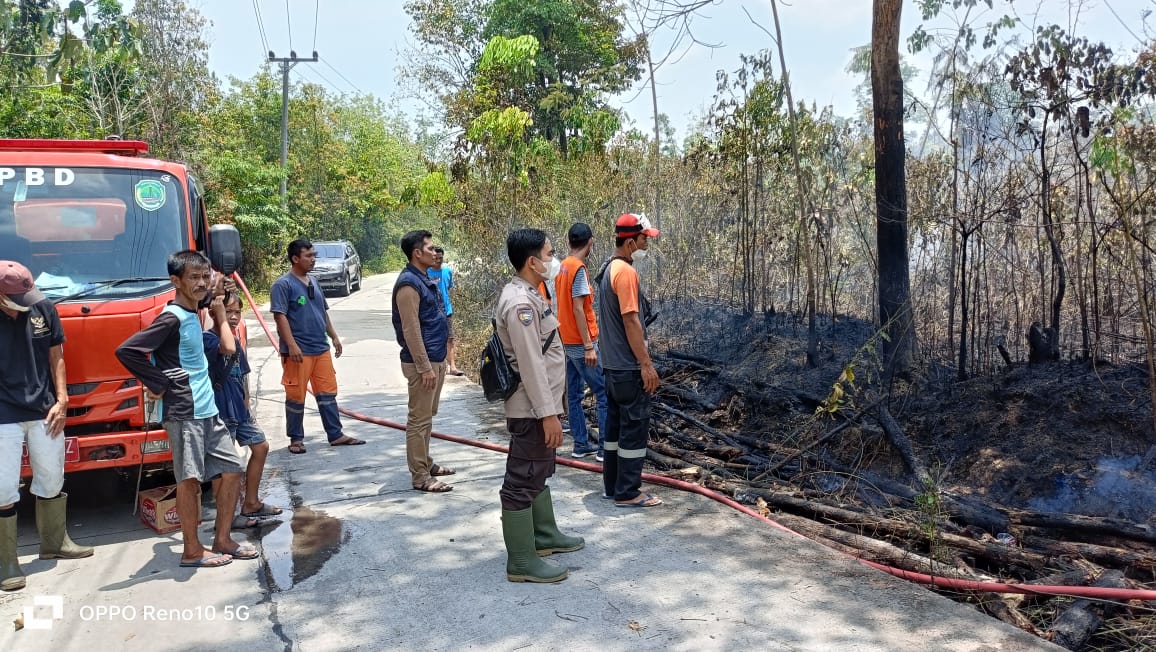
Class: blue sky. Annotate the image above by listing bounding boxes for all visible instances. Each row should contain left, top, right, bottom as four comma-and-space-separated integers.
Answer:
187, 0, 1153, 140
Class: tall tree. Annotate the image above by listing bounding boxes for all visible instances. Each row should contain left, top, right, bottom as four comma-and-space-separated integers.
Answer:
872, 0, 915, 377
481, 0, 644, 154
402, 0, 490, 125
131, 0, 215, 158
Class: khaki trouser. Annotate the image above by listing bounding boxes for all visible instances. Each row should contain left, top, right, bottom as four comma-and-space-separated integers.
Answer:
402, 361, 447, 486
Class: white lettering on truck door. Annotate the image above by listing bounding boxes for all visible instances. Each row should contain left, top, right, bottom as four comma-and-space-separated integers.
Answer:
0, 167, 77, 186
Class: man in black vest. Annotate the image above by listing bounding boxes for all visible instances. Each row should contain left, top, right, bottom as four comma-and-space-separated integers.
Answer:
392, 230, 454, 492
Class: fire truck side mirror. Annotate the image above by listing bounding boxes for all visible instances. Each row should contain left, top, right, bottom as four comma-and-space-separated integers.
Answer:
208, 224, 243, 275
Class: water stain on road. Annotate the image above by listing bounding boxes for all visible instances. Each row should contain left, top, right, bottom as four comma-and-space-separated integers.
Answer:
253, 471, 347, 591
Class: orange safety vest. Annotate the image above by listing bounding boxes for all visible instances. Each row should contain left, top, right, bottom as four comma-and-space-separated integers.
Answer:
555, 256, 598, 345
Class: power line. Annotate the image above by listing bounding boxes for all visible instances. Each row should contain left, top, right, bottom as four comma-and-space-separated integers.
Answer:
252, 0, 270, 56
292, 67, 332, 93
285, 0, 294, 51
298, 65, 345, 96
320, 56, 363, 95
312, 0, 320, 52
1102, 0, 1144, 45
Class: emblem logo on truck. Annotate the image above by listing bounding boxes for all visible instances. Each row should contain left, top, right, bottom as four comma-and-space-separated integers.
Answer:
134, 180, 166, 211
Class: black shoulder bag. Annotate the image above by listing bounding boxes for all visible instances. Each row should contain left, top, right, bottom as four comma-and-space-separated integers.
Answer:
480, 318, 556, 403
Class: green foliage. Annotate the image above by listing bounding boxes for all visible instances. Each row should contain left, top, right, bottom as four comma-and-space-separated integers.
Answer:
914, 466, 947, 553
0, 1, 432, 289
480, 0, 643, 154
468, 106, 533, 150
478, 34, 539, 78
0, 87, 88, 138
402, 171, 458, 208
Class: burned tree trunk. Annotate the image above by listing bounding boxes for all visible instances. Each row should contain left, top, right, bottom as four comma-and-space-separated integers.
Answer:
1028, 321, 1058, 364
872, 0, 915, 378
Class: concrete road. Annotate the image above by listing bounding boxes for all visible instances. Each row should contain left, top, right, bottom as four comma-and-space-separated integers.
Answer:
0, 273, 1054, 651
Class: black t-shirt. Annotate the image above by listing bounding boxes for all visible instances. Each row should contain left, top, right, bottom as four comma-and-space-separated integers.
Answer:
0, 298, 66, 424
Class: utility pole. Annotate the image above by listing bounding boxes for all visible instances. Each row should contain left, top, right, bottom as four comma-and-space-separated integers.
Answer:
268, 50, 318, 204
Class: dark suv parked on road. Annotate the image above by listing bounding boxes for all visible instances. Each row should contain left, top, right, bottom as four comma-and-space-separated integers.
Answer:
309, 240, 362, 296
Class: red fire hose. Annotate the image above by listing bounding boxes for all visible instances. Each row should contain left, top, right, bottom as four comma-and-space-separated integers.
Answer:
232, 273, 1156, 603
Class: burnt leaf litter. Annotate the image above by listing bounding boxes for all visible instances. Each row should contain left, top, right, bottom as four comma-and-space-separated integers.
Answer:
622, 303, 1156, 650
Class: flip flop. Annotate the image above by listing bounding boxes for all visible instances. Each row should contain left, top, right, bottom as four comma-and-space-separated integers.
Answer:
430, 464, 456, 477
330, 436, 366, 446
288, 441, 306, 454
213, 544, 260, 560
448, 369, 465, 377
231, 515, 260, 530
179, 552, 232, 568
413, 479, 453, 493
241, 503, 284, 518
615, 493, 663, 508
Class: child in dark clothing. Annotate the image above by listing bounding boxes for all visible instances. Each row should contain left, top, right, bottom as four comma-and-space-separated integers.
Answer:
203, 290, 283, 526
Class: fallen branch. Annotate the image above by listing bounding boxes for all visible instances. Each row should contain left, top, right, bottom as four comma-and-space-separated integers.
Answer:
982, 594, 1040, 636
753, 399, 881, 481
1047, 570, 1128, 650
1020, 536, 1156, 571
654, 401, 744, 449
770, 511, 988, 580
658, 384, 720, 412
745, 490, 1047, 570
650, 439, 753, 471
645, 448, 694, 470
875, 402, 930, 484
1009, 510, 1156, 545
818, 456, 1012, 534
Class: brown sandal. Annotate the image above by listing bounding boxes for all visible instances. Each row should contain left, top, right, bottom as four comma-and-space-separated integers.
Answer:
413, 479, 453, 493
288, 441, 306, 454
430, 464, 456, 477
330, 436, 366, 446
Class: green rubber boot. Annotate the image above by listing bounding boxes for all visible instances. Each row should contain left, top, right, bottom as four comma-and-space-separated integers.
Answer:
0, 514, 25, 591
37, 494, 94, 560
502, 508, 568, 583
531, 487, 585, 556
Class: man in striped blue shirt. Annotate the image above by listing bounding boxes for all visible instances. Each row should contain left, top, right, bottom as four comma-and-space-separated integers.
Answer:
117, 251, 255, 568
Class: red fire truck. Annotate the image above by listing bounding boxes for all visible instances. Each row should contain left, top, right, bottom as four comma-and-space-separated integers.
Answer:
0, 138, 242, 479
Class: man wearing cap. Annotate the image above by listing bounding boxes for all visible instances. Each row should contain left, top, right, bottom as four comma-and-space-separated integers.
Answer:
0, 261, 93, 592
554, 223, 608, 461
596, 214, 663, 508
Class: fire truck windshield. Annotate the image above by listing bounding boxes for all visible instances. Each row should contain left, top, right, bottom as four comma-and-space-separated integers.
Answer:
0, 166, 187, 301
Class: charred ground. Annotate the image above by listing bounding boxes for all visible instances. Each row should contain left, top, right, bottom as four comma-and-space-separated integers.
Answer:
643, 301, 1156, 650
